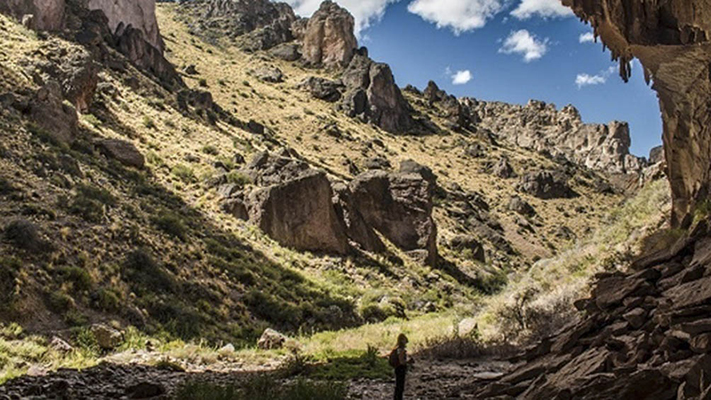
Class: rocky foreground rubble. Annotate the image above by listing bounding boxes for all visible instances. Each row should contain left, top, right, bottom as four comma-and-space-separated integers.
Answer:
453, 220, 711, 399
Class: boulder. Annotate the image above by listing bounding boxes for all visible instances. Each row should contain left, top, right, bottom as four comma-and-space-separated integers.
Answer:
253, 66, 283, 83
649, 145, 664, 165
508, 195, 536, 217
30, 81, 78, 145
301, 1, 357, 68
257, 328, 287, 350
90, 324, 123, 350
349, 161, 438, 265
268, 43, 301, 61
331, 182, 385, 253
298, 76, 342, 102
97, 139, 145, 169
242, 152, 349, 254
114, 24, 181, 88
517, 171, 578, 199
492, 157, 516, 178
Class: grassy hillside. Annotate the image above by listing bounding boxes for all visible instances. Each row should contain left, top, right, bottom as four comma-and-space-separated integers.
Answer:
0, 4, 649, 384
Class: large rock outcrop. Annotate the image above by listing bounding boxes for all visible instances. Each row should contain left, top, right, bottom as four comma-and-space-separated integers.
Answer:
349, 160, 438, 266
181, 0, 296, 51
301, 1, 357, 68
467, 99, 645, 174
87, 0, 163, 52
240, 151, 349, 254
340, 49, 414, 133
561, 0, 711, 226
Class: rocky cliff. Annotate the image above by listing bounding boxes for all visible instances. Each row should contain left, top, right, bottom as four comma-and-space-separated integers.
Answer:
562, 0, 711, 226
301, 1, 357, 68
87, 0, 164, 51
468, 98, 646, 174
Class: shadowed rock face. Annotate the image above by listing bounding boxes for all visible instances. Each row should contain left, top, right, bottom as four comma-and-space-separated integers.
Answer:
562, 0, 711, 226
0, 0, 65, 31
302, 1, 357, 68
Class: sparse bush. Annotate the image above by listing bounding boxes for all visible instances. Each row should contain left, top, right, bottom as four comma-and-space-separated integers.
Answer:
47, 290, 74, 313
198, 79, 208, 87
0, 177, 16, 195
0, 257, 20, 309
91, 288, 121, 312
202, 145, 219, 155
226, 171, 251, 186
67, 184, 116, 223
123, 249, 175, 295
58, 266, 93, 293
151, 211, 188, 241
143, 116, 156, 129
172, 164, 195, 183
4, 219, 48, 252
83, 114, 102, 128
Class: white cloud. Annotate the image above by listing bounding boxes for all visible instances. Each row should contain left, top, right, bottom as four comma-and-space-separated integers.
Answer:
579, 32, 595, 43
407, 0, 511, 35
284, 0, 398, 36
575, 66, 616, 88
498, 29, 549, 62
451, 70, 473, 85
575, 73, 606, 87
510, 0, 573, 19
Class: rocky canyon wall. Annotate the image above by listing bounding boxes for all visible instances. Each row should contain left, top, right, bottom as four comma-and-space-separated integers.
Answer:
86, 0, 163, 51
562, 0, 711, 226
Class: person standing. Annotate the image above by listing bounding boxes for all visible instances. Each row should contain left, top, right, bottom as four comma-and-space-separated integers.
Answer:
389, 334, 414, 400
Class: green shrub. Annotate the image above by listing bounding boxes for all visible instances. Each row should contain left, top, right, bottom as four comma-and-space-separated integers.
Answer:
172, 164, 195, 183
151, 211, 188, 241
202, 145, 219, 156
123, 249, 175, 295
92, 288, 121, 312
0, 257, 20, 309
67, 184, 116, 223
4, 219, 48, 252
143, 116, 157, 129
83, 114, 102, 128
58, 266, 93, 293
226, 171, 251, 186
47, 291, 74, 313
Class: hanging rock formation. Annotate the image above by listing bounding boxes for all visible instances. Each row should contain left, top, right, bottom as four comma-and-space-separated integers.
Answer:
301, 1, 357, 68
561, 0, 711, 226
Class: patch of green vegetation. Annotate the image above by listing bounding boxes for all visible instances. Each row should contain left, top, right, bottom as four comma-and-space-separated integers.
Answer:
143, 116, 157, 129
66, 184, 117, 223
226, 171, 251, 186
83, 114, 102, 128
172, 164, 195, 183
309, 347, 391, 381
202, 145, 219, 155
0, 257, 20, 311
47, 290, 74, 313
151, 211, 188, 241
174, 375, 347, 400
122, 249, 176, 296
91, 288, 121, 312
58, 266, 93, 293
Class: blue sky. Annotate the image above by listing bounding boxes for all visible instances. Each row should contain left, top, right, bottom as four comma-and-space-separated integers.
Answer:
284, 0, 662, 157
